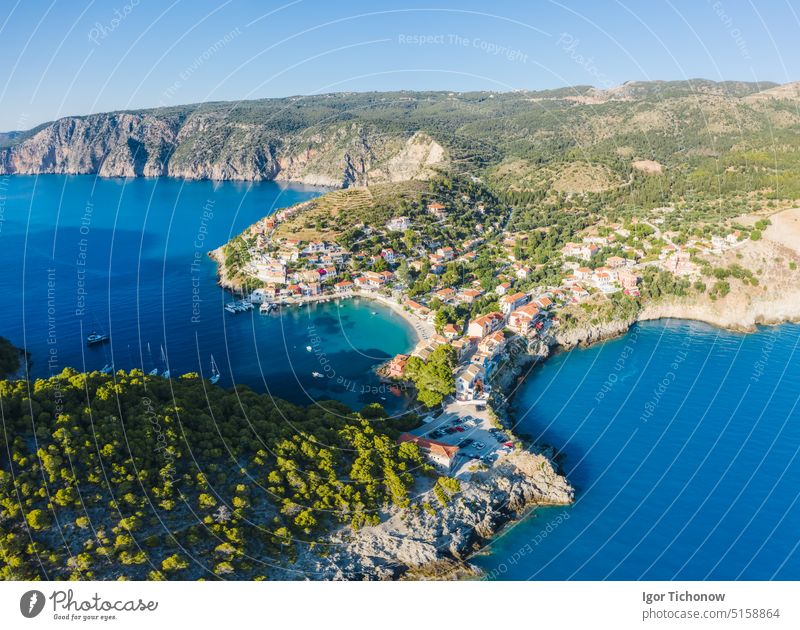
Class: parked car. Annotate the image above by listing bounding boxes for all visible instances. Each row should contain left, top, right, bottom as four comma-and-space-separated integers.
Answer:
454, 426, 465, 433
458, 438, 474, 448
476, 442, 485, 450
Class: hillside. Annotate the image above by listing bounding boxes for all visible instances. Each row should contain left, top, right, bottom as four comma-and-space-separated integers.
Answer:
2, 81, 800, 200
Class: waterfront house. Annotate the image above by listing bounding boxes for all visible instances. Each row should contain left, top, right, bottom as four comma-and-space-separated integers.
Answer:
405, 299, 432, 320
398, 433, 459, 469
300, 282, 321, 296
362, 271, 391, 289
508, 303, 541, 336
387, 354, 409, 379
334, 280, 354, 293
249, 288, 270, 304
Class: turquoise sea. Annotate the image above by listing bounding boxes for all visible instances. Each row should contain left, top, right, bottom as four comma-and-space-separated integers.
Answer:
474, 320, 800, 579
0, 175, 415, 412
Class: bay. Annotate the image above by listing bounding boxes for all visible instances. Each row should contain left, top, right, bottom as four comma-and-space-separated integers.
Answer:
0, 175, 416, 412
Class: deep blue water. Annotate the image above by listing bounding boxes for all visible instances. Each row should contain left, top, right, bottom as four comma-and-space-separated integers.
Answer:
474, 320, 800, 579
0, 175, 415, 412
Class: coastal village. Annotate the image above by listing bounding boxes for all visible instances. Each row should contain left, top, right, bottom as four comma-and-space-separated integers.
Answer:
214, 179, 764, 475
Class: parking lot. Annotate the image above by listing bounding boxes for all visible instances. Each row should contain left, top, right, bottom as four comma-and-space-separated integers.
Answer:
411, 400, 516, 476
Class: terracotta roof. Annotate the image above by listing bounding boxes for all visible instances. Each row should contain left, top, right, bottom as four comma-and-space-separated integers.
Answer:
501, 292, 527, 303
398, 433, 459, 459
514, 303, 540, 317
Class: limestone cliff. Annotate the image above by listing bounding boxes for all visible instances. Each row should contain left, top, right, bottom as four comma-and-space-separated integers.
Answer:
0, 108, 446, 187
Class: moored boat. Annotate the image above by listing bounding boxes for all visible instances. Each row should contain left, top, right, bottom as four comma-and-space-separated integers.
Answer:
209, 355, 220, 385
87, 332, 109, 346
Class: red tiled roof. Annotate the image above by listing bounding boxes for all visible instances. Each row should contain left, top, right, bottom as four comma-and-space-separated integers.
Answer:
398, 433, 459, 459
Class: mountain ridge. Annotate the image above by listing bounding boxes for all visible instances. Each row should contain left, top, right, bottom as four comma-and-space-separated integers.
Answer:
1, 80, 797, 189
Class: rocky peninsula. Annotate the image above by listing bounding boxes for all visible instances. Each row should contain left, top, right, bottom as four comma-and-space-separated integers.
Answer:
288, 449, 572, 580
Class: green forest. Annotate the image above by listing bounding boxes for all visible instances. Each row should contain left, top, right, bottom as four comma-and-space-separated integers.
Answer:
0, 369, 431, 580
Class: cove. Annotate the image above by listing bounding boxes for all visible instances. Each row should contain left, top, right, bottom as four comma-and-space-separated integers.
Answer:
474, 319, 800, 580
0, 175, 416, 412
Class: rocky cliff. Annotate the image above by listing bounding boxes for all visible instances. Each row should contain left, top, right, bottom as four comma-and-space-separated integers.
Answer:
0, 109, 446, 187
293, 450, 573, 580
553, 317, 636, 349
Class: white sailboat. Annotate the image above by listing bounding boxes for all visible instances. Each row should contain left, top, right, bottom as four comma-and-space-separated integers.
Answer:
209, 355, 221, 385
160, 345, 170, 379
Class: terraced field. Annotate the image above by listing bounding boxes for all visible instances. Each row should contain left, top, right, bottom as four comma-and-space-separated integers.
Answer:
274, 180, 430, 241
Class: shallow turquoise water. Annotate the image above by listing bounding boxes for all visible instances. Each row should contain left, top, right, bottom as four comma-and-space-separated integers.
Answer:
0, 175, 415, 412
473, 320, 800, 579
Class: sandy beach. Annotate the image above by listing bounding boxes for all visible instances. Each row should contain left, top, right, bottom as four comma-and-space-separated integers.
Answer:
359, 293, 434, 343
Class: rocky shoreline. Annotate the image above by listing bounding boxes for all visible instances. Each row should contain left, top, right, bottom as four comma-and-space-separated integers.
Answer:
288, 450, 573, 580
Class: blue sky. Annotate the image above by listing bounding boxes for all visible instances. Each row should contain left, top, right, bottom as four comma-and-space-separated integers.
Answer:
0, 0, 797, 129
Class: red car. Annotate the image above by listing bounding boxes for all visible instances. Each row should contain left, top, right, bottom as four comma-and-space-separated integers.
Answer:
454, 426, 465, 433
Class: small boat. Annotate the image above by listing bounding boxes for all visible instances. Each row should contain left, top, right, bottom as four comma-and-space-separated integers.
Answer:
148, 368, 159, 376
311, 371, 324, 378
209, 355, 220, 385
160, 345, 170, 378
305, 345, 313, 352
87, 332, 109, 346
100, 363, 113, 374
